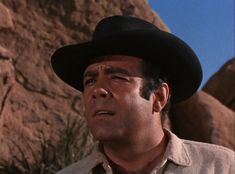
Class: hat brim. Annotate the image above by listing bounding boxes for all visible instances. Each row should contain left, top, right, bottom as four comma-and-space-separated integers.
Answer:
51, 29, 202, 103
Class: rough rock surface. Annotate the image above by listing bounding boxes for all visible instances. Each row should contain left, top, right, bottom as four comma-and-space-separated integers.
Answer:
0, 3, 14, 29
203, 58, 235, 111
0, 0, 169, 165
170, 91, 234, 150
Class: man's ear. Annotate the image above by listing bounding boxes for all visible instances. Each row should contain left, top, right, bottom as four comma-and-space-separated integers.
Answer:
152, 83, 169, 112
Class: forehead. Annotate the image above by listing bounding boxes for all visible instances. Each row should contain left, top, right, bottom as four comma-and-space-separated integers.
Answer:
84, 55, 144, 74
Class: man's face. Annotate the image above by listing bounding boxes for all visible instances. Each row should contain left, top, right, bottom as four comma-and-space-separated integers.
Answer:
83, 55, 156, 142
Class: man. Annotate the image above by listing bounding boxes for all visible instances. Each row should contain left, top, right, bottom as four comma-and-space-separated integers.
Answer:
51, 16, 234, 174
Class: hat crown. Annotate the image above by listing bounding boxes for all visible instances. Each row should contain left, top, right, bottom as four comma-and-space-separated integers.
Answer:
93, 16, 157, 40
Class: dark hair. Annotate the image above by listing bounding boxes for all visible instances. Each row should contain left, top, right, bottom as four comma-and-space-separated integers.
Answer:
140, 60, 172, 122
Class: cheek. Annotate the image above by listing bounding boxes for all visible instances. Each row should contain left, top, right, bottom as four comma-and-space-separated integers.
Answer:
127, 89, 153, 114
119, 90, 152, 117
122, 87, 146, 106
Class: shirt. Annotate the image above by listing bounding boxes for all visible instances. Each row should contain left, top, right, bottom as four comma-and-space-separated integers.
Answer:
56, 129, 235, 174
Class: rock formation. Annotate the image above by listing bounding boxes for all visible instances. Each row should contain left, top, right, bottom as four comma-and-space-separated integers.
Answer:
170, 91, 234, 149
203, 58, 235, 111
170, 58, 235, 150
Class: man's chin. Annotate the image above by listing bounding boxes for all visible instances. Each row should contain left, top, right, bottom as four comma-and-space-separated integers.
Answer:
93, 134, 116, 142
91, 131, 122, 142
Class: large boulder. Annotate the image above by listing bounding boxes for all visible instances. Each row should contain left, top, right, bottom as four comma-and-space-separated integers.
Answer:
170, 91, 234, 150
203, 58, 235, 111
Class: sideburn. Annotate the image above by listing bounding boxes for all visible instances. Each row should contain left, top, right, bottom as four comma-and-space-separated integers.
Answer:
139, 78, 160, 100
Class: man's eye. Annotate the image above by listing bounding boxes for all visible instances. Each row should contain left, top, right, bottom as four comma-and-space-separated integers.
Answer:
84, 78, 96, 86
111, 75, 128, 81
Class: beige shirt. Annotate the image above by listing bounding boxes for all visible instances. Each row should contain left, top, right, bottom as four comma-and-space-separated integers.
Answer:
56, 130, 235, 174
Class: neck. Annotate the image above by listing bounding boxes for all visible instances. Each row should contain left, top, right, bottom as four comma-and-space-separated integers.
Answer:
102, 128, 167, 172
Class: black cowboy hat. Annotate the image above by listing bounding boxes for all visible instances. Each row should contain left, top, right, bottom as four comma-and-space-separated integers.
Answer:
51, 15, 202, 103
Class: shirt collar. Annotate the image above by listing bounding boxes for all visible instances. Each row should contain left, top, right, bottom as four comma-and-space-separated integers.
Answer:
88, 129, 192, 172
86, 143, 112, 173
163, 128, 192, 166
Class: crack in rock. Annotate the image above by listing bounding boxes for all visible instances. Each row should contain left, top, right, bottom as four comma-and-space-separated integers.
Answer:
11, 59, 69, 99
0, 85, 13, 117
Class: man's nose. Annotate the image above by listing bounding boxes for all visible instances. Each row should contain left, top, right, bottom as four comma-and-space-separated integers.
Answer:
92, 80, 111, 99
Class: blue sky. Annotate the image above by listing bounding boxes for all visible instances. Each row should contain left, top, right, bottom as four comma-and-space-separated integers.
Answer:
149, 0, 234, 87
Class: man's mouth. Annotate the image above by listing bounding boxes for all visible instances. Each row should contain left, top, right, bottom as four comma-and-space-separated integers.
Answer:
94, 110, 115, 117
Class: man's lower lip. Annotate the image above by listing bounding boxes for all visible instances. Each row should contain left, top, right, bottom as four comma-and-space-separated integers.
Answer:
94, 113, 114, 117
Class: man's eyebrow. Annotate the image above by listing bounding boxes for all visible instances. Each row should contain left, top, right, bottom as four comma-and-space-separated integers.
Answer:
105, 66, 130, 75
83, 66, 131, 78
83, 71, 98, 79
